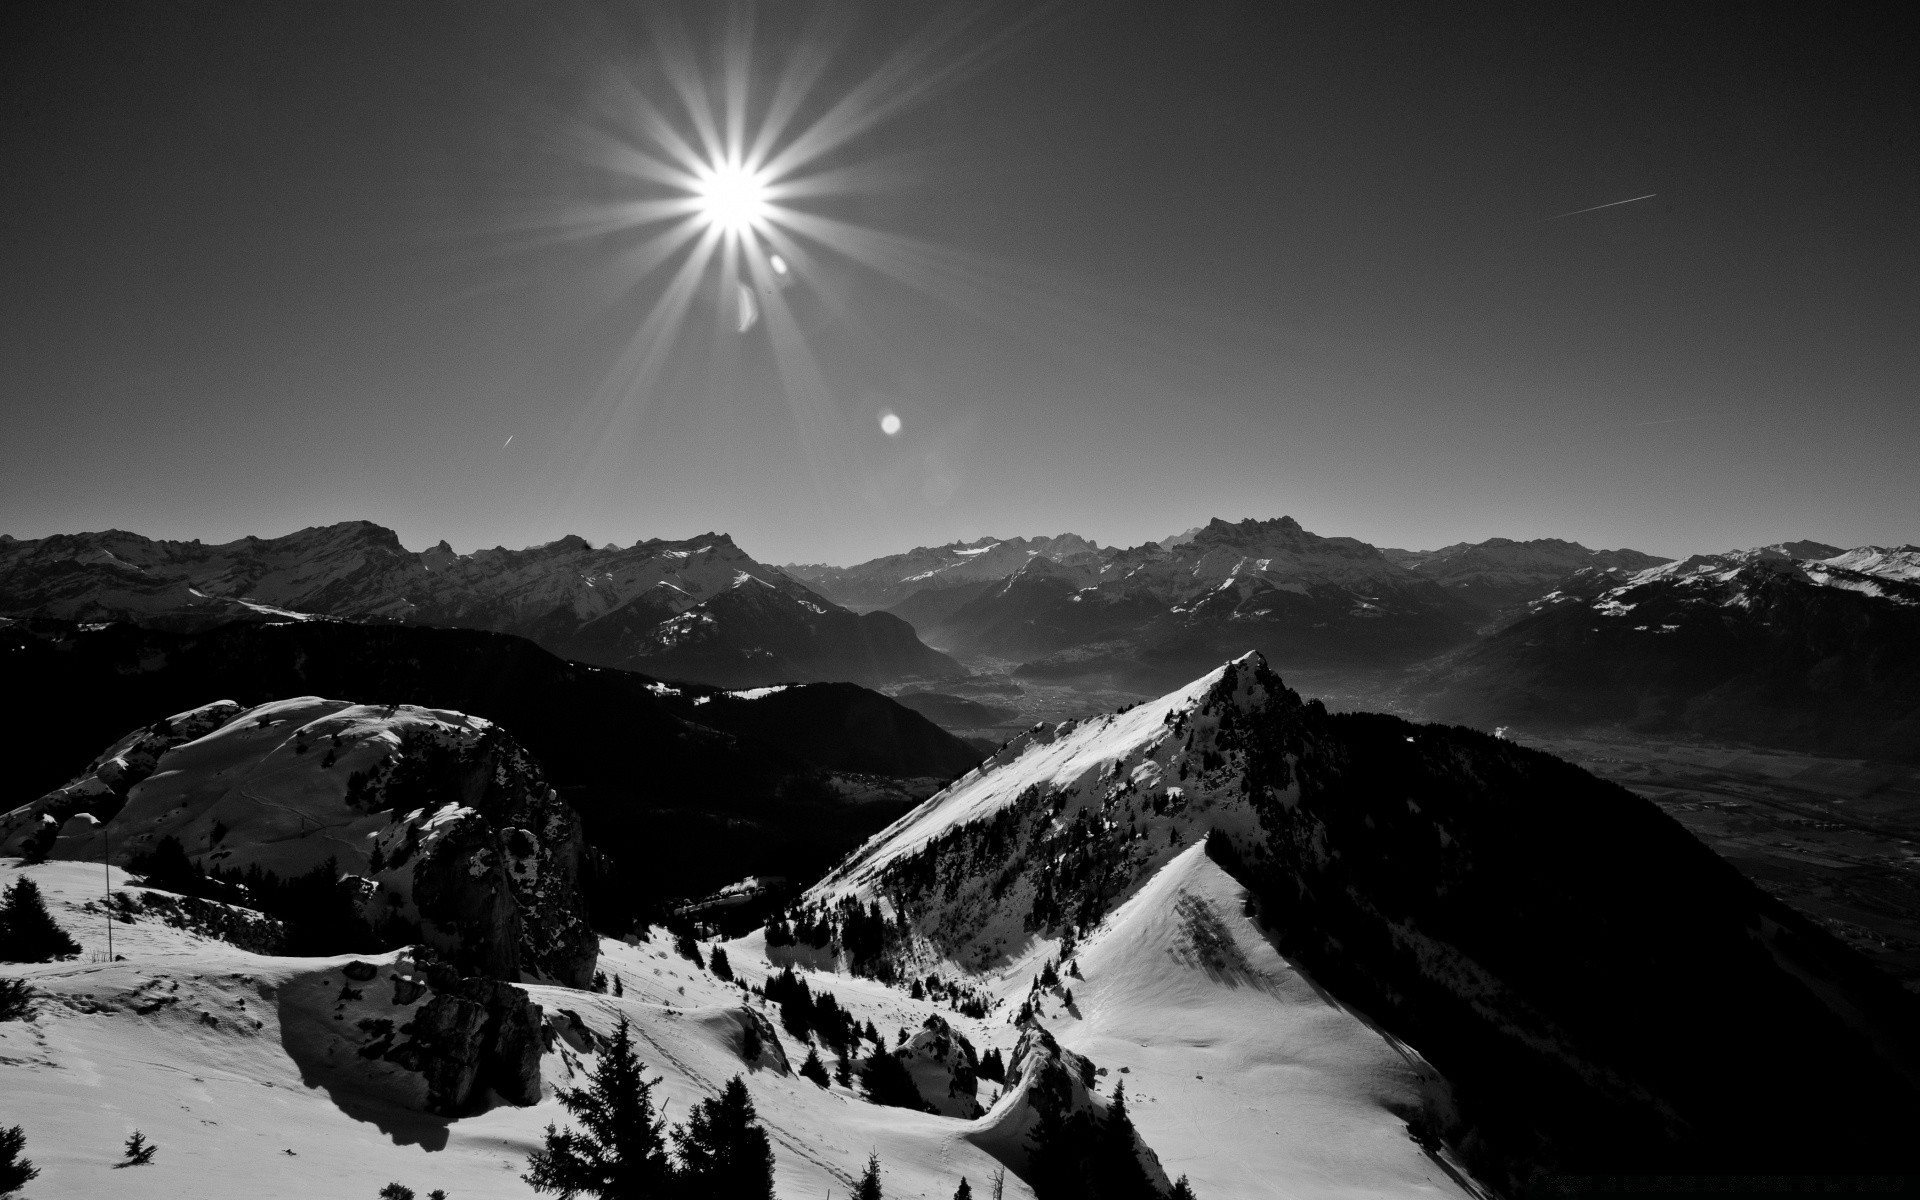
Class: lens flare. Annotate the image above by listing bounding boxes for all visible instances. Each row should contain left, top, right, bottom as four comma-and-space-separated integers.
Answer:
694, 161, 769, 234
533, 5, 1058, 516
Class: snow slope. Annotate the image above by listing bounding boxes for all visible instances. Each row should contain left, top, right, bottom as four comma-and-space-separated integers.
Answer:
0, 860, 1035, 1200
998, 845, 1470, 1199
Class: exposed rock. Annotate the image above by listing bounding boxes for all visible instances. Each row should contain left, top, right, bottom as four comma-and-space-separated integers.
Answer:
284, 950, 546, 1117
897, 1014, 982, 1117
0, 699, 241, 860
968, 1020, 1170, 1191
20, 696, 598, 988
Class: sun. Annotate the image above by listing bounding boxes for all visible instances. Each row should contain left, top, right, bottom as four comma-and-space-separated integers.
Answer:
693, 161, 769, 236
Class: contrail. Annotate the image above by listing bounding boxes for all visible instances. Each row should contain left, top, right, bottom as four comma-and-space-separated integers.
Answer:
1539, 193, 1657, 222
502, 435, 514, 448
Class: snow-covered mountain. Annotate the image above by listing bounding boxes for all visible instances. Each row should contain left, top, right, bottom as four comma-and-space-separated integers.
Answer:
785, 533, 1107, 612
3, 695, 599, 987
791, 520, 1672, 691
1413, 541, 1920, 760
1380, 537, 1670, 613
0, 522, 959, 688
915, 517, 1480, 687
801, 653, 1920, 1188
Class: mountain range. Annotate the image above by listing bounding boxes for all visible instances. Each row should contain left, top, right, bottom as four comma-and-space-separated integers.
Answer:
1411, 541, 1920, 761
6, 515, 1916, 760
791, 518, 1673, 689
0, 522, 957, 689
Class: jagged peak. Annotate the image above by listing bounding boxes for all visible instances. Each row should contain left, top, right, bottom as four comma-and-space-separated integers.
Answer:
811, 652, 1295, 902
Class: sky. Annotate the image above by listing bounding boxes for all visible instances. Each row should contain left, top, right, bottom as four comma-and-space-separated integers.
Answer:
2, 1, 1916, 565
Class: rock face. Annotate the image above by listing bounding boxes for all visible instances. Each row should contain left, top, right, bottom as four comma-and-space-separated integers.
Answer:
278, 950, 546, 1116
811, 654, 1920, 1190
1413, 541, 1920, 761
0, 521, 960, 688
967, 1021, 1170, 1193
10, 696, 597, 987
0, 700, 243, 861
896, 1014, 983, 1117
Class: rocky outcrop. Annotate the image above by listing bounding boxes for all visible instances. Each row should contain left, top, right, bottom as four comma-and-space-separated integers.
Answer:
362, 724, 599, 987
967, 1021, 1171, 1193
17, 695, 597, 987
0, 699, 241, 860
279, 950, 545, 1117
897, 1014, 983, 1117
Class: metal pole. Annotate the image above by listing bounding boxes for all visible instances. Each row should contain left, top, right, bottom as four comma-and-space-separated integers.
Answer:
104, 821, 113, 961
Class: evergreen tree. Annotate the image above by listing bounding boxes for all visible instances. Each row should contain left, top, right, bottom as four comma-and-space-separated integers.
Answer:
0, 877, 81, 963
859, 1049, 929, 1112
671, 1075, 775, 1200
119, 1130, 157, 1167
709, 946, 733, 982
853, 1153, 883, 1200
740, 1018, 762, 1064
1170, 1175, 1197, 1199
378, 1185, 416, 1200
799, 1046, 830, 1087
0, 978, 33, 1022
0, 1124, 38, 1196
525, 1017, 674, 1199
953, 1178, 974, 1200
1091, 1082, 1157, 1200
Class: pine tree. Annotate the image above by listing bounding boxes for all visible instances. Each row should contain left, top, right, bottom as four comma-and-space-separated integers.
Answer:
953, 1178, 974, 1200
0, 978, 33, 1022
119, 1130, 157, 1167
799, 1046, 830, 1087
1091, 1081, 1157, 1200
1170, 1175, 1197, 1199
524, 1017, 674, 1199
378, 1185, 415, 1200
0, 1124, 38, 1195
709, 946, 733, 981
859, 1049, 929, 1112
853, 1153, 883, 1200
0, 877, 82, 963
671, 1075, 775, 1200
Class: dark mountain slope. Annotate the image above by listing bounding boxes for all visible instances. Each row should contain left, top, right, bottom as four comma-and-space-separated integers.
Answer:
1227, 671, 1920, 1188
1, 619, 980, 915
1411, 549, 1920, 761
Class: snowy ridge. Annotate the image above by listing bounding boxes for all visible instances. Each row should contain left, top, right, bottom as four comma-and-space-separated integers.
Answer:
813, 653, 1274, 905
1546, 541, 1920, 616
